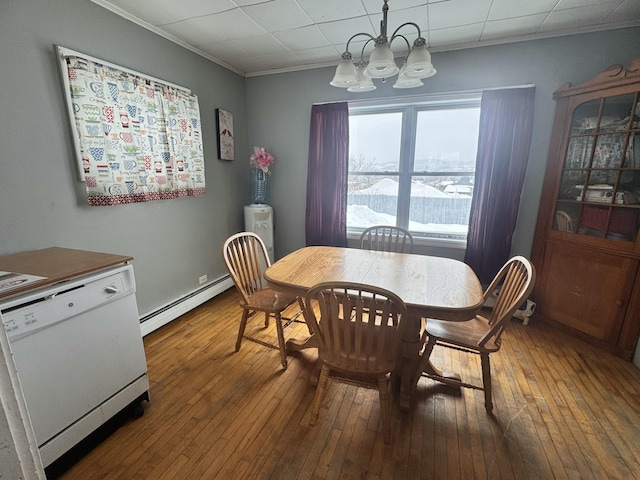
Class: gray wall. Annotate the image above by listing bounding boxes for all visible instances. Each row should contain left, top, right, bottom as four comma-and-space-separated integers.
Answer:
245, 28, 640, 260
0, 0, 249, 315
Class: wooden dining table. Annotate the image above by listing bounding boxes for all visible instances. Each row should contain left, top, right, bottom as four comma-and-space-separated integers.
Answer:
264, 246, 484, 410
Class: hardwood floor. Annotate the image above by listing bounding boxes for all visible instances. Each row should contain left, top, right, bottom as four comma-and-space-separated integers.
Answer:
51, 288, 640, 479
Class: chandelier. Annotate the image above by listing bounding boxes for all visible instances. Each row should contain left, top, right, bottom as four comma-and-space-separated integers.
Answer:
330, 0, 436, 92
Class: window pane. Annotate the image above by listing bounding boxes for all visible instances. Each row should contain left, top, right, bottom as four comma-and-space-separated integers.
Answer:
409, 176, 473, 239
347, 174, 399, 229
349, 113, 402, 171
414, 108, 480, 172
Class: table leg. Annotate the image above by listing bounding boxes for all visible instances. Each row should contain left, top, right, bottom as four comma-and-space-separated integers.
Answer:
397, 314, 422, 412
285, 296, 320, 352
285, 335, 320, 351
413, 334, 462, 388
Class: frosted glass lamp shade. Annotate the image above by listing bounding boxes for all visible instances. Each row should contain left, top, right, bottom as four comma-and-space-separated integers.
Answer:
364, 42, 399, 78
393, 73, 424, 89
404, 44, 436, 79
348, 65, 376, 92
330, 55, 358, 87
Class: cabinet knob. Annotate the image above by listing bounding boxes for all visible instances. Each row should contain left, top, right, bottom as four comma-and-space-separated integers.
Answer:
616, 300, 623, 307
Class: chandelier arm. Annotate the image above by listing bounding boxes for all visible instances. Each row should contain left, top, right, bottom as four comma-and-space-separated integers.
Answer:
344, 32, 377, 53
390, 22, 422, 41
389, 33, 412, 56
356, 38, 376, 63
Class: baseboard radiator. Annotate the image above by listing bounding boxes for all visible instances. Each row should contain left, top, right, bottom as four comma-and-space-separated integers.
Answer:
139, 274, 234, 337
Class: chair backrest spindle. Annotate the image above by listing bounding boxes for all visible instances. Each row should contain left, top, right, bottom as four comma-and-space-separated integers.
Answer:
223, 232, 272, 304
305, 283, 407, 374
480, 256, 536, 348
360, 226, 414, 254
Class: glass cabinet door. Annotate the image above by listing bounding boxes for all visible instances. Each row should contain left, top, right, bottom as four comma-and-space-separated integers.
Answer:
554, 92, 640, 241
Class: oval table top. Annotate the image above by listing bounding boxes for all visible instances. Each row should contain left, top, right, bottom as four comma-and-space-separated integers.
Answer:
265, 246, 483, 321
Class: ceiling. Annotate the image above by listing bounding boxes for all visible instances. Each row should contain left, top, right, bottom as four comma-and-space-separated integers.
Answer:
93, 0, 640, 77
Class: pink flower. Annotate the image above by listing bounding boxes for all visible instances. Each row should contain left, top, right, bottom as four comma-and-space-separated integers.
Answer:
250, 147, 274, 174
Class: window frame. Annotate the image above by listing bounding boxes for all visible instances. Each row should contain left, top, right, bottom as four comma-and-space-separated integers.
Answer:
347, 92, 482, 247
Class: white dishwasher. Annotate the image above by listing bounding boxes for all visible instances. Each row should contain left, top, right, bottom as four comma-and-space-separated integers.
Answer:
1, 263, 149, 467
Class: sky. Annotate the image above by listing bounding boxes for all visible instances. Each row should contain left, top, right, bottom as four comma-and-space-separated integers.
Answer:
349, 107, 480, 171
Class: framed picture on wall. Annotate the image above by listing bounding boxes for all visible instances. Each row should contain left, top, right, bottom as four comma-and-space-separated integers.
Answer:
216, 108, 234, 161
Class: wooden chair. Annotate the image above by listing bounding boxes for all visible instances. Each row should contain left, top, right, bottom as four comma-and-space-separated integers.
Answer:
222, 232, 303, 370
359, 225, 414, 253
555, 210, 574, 232
413, 256, 536, 413
304, 282, 407, 443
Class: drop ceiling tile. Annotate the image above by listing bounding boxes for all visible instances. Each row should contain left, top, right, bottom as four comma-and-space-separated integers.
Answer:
317, 16, 378, 45
167, 8, 267, 44
362, 0, 434, 15
162, 18, 226, 45
257, 50, 302, 69
429, 23, 484, 46
97, 0, 179, 26
539, 2, 623, 31
487, 0, 558, 20
606, 0, 640, 23
233, 0, 272, 5
481, 14, 548, 40
369, 4, 430, 32
231, 55, 271, 73
198, 39, 251, 65
243, 0, 313, 31
297, 0, 368, 23
272, 25, 332, 50
230, 33, 289, 55
158, 0, 237, 24
294, 45, 342, 64
556, 0, 623, 9
428, 0, 493, 29
101, 0, 237, 25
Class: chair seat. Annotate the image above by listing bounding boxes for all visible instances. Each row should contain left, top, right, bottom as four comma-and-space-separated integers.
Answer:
425, 315, 500, 353
241, 288, 297, 312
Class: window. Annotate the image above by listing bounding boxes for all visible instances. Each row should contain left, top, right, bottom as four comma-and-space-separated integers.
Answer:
347, 94, 481, 244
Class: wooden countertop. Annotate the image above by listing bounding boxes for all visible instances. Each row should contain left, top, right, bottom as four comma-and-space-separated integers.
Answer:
0, 247, 133, 299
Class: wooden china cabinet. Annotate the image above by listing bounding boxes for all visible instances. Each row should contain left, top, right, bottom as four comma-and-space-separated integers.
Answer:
531, 60, 640, 360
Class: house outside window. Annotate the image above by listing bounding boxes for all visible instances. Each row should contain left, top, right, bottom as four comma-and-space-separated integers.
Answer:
347, 94, 481, 245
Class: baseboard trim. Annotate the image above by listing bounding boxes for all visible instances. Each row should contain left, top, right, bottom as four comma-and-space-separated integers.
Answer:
139, 275, 234, 337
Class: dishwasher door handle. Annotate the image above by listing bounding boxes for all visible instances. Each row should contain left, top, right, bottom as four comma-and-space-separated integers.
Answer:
104, 285, 120, 295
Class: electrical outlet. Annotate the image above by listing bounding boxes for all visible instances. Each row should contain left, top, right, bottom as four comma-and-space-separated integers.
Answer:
198, 275, 208, 285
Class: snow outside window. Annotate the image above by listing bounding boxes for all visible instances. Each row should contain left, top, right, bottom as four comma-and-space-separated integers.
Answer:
347, 97, 481, 242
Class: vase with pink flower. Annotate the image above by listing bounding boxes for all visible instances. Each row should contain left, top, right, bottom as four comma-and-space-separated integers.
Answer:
249, 147, 274, 204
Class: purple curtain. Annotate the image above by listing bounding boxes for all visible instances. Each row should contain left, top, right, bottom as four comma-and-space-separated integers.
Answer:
305, 102, 349, 247
464, 87, 536, 284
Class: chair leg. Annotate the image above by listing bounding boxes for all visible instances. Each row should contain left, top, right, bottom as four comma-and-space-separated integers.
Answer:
274, 311, 287, 370
412, 334, 437, 386
377, 374, 391, 444
481, 353, 493, 413
310, 364, 330, 426
264, 312, 270, 328
235, 309, 250, 352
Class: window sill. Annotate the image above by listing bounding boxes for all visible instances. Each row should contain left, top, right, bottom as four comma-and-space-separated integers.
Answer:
347, 233, 467, 250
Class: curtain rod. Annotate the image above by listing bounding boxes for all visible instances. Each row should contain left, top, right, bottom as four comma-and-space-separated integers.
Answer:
57, 45, 192, 94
